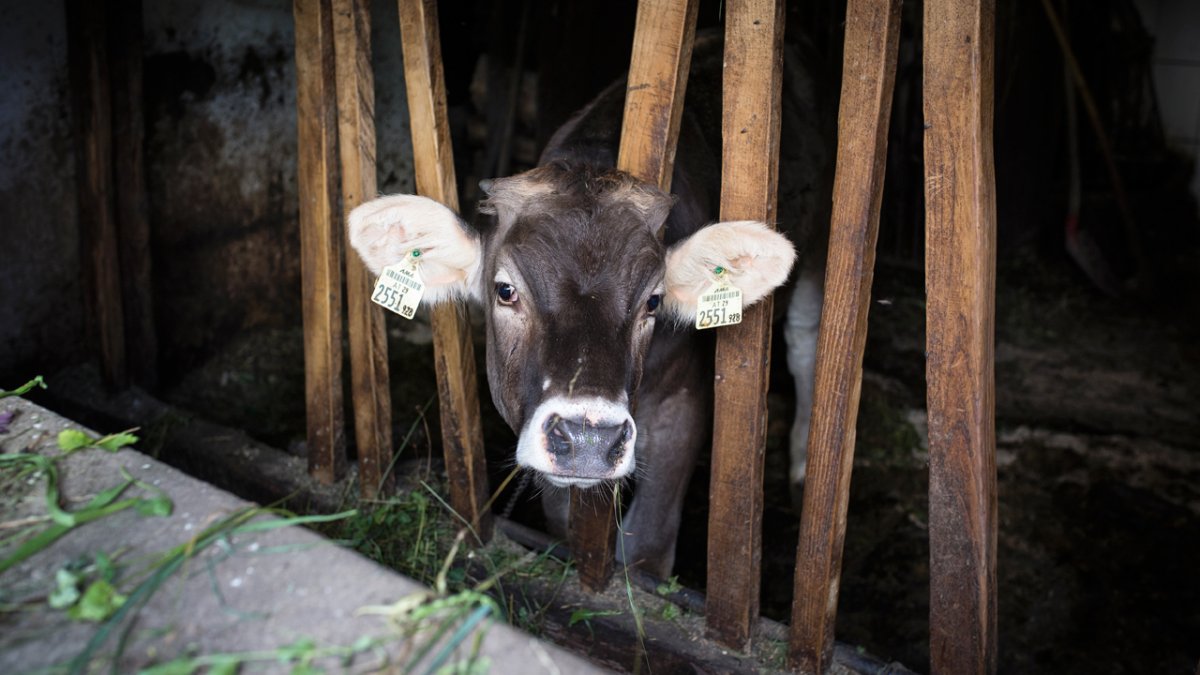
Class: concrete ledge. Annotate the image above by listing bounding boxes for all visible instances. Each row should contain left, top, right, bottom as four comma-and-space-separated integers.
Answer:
0, 397, 606, 674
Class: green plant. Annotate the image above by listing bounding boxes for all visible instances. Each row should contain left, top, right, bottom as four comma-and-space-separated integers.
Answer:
0, 459, 172, 575
56, 428, 139, 454
0, 375, 46, 399
568, 607, 623, 638
64, 507, 357, 674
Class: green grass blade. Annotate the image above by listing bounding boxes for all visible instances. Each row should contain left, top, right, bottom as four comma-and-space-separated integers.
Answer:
0, 375, 46, 399
419, 603, 492, 675
230, 509, 357, 534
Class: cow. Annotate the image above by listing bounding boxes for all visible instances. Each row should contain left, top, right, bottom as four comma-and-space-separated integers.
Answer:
347, 35, 828, 577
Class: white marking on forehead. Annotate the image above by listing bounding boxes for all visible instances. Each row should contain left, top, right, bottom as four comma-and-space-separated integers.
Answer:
542, 378, 551, 391
481, 174, 560, 211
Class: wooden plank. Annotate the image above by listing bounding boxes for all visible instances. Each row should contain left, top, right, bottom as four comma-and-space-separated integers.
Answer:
109, 0, 157, 390
332, 0, 393, 493
569, 487, 618, 591
398, 0, 492, 542
566, 0, 699, 593
615, 0, 700, 192
66, 0, 128, 389
294, 0, 348, 486
494, 517, 916, 675
923, 0, 998, 673
788, 1, 903, 671
705, 0, 785, 652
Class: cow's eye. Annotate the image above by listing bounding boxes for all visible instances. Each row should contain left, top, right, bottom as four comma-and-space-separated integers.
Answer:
646, 294, 661, 314
496, 282, 518, 305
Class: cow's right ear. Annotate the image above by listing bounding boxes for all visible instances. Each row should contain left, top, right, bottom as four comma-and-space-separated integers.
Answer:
347, 195, 483, 304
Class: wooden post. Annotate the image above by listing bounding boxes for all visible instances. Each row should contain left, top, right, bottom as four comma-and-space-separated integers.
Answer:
109, 0, 157, 390
332, 0, 394, 493
787, 0, 902, 671
294, 0, 348, 486
923, 0, 998, 672
615, 0, 700, 191
704, 0, 785, 651
568, 0, 699, 593
569, 486, 619, 591
398, 0, 493, 542
66, 0, 128, 389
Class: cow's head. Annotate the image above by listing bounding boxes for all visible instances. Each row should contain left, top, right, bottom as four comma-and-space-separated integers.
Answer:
348, 163, 795, 488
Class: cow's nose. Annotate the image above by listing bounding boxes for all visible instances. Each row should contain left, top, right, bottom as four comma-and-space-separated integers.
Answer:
544, 415, 632, 473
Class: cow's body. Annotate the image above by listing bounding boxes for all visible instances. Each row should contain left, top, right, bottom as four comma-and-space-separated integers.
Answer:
349, 35, 829, 577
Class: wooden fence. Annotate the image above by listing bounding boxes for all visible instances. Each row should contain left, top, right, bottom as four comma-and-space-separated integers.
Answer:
68, 0, 1003, 667
70, 0, 999, 671
287, 0, 998, 672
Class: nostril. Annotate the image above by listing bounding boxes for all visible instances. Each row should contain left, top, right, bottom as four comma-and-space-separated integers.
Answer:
605, 421, 632, 467
544, 415, 572, 456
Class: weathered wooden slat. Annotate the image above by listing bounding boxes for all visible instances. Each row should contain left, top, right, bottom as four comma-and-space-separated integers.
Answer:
109, 0, 157, 390
66, 0, 128, 389
294, 0, 348, 486
332, 0, 393, 493
705, 0, 786, 652
788, 1, 903, 671
615, 0, 700, 192
923, 0, 998, 673
398, 0, 492, 542
567, 0, 700, 593
568, 487, 618, 592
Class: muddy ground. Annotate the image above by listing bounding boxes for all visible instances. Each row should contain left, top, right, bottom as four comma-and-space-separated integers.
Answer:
149, 241, 1200, 674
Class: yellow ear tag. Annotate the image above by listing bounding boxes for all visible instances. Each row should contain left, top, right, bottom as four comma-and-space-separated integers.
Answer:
695, 266, 743, 330
370, 250, 426, 320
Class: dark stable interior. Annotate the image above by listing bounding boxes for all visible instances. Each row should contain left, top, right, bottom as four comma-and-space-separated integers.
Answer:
3, 0, 1198, 673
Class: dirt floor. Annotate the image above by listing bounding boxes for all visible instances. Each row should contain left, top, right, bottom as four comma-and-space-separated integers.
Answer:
145, 237, 1200, 674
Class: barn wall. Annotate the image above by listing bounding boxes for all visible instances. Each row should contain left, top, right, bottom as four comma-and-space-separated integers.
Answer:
142, 0, 302, 379
142, 0, 415, 381
0, 0, 414, 385
0, 1, 83, 383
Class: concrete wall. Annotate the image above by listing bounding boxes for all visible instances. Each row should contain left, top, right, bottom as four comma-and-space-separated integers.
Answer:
0, 0, 414, 384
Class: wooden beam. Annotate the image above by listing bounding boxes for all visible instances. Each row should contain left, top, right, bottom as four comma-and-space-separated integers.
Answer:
568, 487, 619, 592
332, 0, 394, 493
66, 0, 128, 389
705, 0, 785, 652
788, 0, 902, 671
109, 0, 157, 390
615, 0, 700, 192
923, 0, 998, 672
568, 0, 700, 593
294, 0, 348, 486
398, 0, 492, 542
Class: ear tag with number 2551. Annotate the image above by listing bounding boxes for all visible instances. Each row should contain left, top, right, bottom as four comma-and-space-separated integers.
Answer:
695, 266, 743, 330
370, 250, 426, 320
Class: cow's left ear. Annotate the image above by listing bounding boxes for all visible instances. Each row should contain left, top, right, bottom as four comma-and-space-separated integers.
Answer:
348, 194, 483, 304
662, 220, 796, 323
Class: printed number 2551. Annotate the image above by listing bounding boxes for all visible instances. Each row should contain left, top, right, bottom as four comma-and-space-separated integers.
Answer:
373, 285, 402, 309
698, 308, 724, 327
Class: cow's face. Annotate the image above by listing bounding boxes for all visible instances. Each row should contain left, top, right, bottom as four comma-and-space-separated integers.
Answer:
477, 166, 670, 487
348, 163, 795, 488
